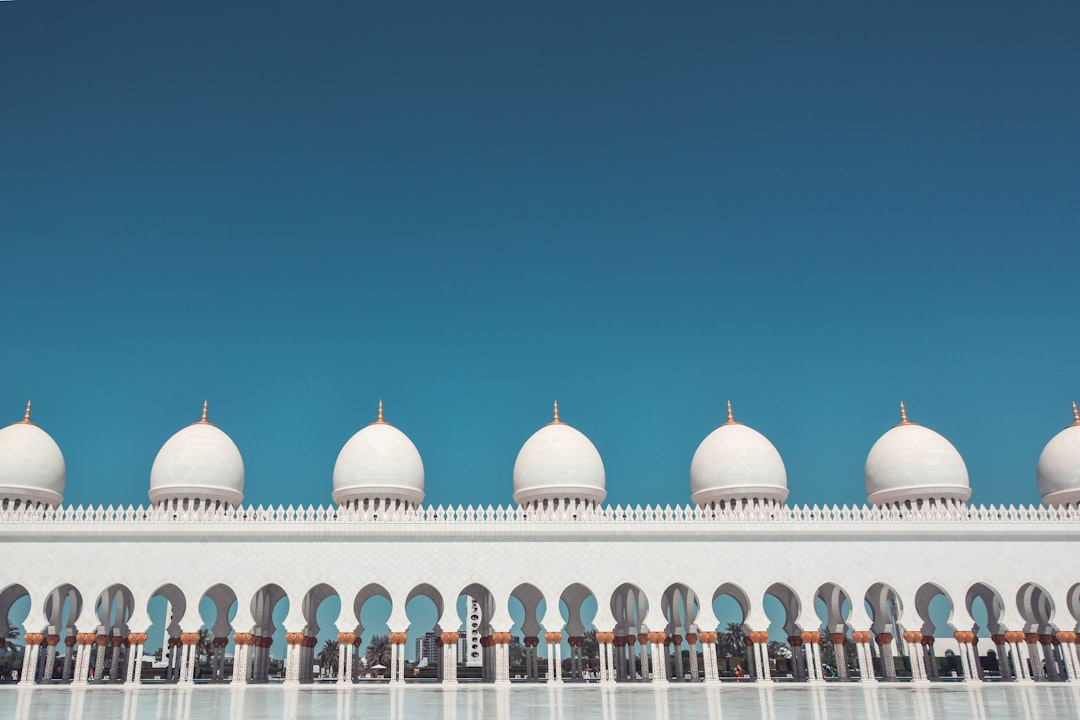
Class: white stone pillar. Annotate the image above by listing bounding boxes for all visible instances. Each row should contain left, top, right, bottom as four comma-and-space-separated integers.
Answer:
93, 635, 109, 682
62, 637, 76, 681
953, 632, 979, 682
283, 633, 303, 686
698, 632, 718, 683
647, 633, 668, 684
597, 633, 613, 684
1056, 632, 1080, 681
337, 633, 353, 684
177, 633, 197, 685
441, 632, 458, 684
127, 633, 148, 684
638, 634, 650, 681
800, 632, 823, 683
903, 632, 927, 682
231, 634, 252, 685
70, 634, 94, 686
686, 633, 699, 681
492, 632, 511, 684
852, 632, 875, 683
19, 634, 42, 685
390, 632, 408, 685
42, 636, 59, 683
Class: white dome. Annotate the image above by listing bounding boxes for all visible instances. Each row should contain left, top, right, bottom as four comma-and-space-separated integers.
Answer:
513, 403, 606, 508
0, 403, 66, 506
690, 404, 788, 507
1036, 404, 1080, 506
149, 403, 244, 507
333, 403, 425, 509
864, 404, 970, 506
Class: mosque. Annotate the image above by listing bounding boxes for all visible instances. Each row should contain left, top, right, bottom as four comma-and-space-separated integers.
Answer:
1, 398, 1079, 690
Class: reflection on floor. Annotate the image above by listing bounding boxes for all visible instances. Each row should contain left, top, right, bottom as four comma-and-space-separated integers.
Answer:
4, 683, 1080, 720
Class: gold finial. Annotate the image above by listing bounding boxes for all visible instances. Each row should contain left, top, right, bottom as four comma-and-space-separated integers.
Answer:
552, 401, 561, 424
899, 401, 909, 425
199, 400, 209, 424
725, 400, 734, 425
377, 399, 385, 424
20, 400, 32, 424
1072, 401, 1080, 427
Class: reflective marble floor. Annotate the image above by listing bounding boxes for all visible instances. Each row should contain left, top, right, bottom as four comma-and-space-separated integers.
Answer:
3, 682, 1079, 720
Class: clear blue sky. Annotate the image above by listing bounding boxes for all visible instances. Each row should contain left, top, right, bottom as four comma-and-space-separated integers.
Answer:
3, 1, 1079, 512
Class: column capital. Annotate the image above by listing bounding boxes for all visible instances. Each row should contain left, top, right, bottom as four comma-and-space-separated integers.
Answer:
852, 631, 872, 644
698, 631, 718, 644
233, 633, 254, 646
1056, 631, 1078, 644
285, 632, 305, 646
829, 633, 847, 645
747, 631, 769, 644
544, 631, 563, 643
181, 632, 200, 646
596, 632, 615, 644
875, 633, 893, 645
128, 633, 149, 645
903, 631, 923, 644
953, 631, 975, 644
800, 631, 821, 644
440, 631, 460, 645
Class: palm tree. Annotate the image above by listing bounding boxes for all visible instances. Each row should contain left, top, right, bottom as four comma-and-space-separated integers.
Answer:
196, 628, 214, 673
365, 635, 392, 674
718, 622, 746, 673
318, 640, 340, 678
582, 629, 598, 660
2, 622, 19, 657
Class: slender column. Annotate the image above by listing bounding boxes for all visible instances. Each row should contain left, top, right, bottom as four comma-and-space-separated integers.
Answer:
1003, 631, 1031, 681
492, 632, 511, 684
63, 636, 76, 681
93, 634, 109, 682
699, 632, 719, 683
952, 632, 979, 682
830, 633, 849, 680
637, 633, 650, 681
1025, 633, 1045, 679
19, 634, 42, 685
1056, 632, 1079, 681
786, 635, 803, 680
670, 635, 683, 680
337, 633, 355, 684
127, 634, 148, 684
852, 632, 875, 683
647, 632, 667, 684
748, 631, 772, 683
390, 632, 409, 684
902, 632, 927, 682
231, 634, 252, 685
801, 632, 823, 682
178, 632, 198, 685
283, 633, 303, 686
545, 631, 563, 683
686, 633, 699, 681
595, 632, 614, 684
110, 635, 123, 682
990, 634, 1012, 681
440, 631, 459, 684
70, 633, 96, 686
1040, 635, 1060, 681
41, 635, 59, 683
876, 633, 896, 680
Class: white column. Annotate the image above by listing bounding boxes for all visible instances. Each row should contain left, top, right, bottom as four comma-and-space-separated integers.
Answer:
852, 633, 875, 683
808, 640, 824, 682
231, 637, 250, 686
649, 634, 668, 684
19, 636, 40, 685
337, 633, 352, 685
1059, 635, 1080, 681
70, 636, 92, 686
441, 632, 458, 684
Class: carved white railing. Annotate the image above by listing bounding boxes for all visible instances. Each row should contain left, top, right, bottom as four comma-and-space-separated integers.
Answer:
1, 501, 1078, 525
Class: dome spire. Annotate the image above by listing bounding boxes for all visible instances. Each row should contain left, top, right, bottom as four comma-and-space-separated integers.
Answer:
725, 400, 735, 425
551, 401, 561, 425
1072, 401, 1080, 427
899, 401, 910, 425
377, 399, 385, 424
198, 400, 209, 424
20, 400, 32, 424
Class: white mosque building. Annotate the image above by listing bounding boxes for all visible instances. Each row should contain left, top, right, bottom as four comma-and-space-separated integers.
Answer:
2, 398, 1080, 690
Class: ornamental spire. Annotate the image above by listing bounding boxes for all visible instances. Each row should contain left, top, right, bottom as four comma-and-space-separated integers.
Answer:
552, 401, 561, 424
725, 400, 734, 425
199, 400, 209, 424
20, 400, 31, 424
1072, 401, 1079, 427
899, 401, 909, 425
377, 399, 385, 424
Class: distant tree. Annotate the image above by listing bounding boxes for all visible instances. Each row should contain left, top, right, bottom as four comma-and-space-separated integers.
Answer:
365, 635, 392, 671
582, 630, 598, 659
2, 622, 19, 657
509, 643, 526, 667
196, 629, 214, 672
318, 640, 340, 678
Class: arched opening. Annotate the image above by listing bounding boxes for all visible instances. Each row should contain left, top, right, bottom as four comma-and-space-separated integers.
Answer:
913, 582, 955, 680
712, 582, 750, 679
815, 582, 854, 680
660, 583, 699, 681
405, 584, 443, 681
298, 583, 339, 683
764, 583, 802, 681
864, 583, 903, 680
1, 584, 31, 682
353, 583, 392, 681
247, 583, 288, 683
965, 582, 1007, 680
1017, 582, 1063, 680
509, 583, 545, 681
560, 583, 598, 681
90, 584, 135, 682
457, 583, 494, 681
197, 583, 238, 683
147, 583, 187, 683
611, 583, 648, 681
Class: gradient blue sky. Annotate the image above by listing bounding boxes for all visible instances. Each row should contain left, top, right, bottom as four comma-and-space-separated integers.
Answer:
2, 1, 1079, 512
